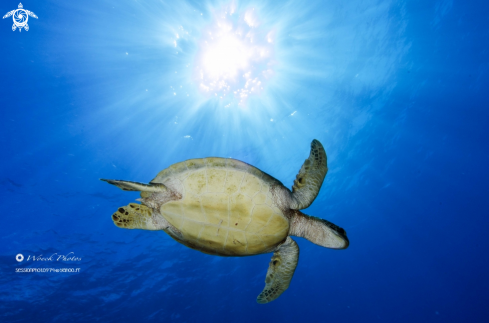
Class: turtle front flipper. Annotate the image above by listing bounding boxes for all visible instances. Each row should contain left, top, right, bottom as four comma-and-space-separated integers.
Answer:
101, 179, 167, 192
290, 140, 328, 210
257, 237, 299, 304
3, 10, 15, 19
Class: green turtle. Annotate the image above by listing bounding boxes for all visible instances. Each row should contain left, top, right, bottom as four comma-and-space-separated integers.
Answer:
101, 139, 349, 303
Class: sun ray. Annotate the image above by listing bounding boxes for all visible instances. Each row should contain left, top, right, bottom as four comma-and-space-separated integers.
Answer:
193, 5, 275, 106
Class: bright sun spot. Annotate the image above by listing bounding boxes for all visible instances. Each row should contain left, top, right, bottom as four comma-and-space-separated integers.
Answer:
203, 34, 249, 79
195, 6, 275, 106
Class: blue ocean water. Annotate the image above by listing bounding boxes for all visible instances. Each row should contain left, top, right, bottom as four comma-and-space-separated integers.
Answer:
1, 0, 488, 321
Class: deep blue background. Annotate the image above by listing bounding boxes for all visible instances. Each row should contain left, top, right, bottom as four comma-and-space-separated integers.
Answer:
1, 0, 488, 322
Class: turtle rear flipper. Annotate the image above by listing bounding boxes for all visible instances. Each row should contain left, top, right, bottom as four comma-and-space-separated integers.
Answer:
257, 237, 299, 304
112, 203, 170, 230
112, 203, 153, 230
290, 140, 328, 210
101, 179, 167, 192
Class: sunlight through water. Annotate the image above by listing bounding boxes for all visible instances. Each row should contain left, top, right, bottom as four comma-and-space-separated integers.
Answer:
80, 0, 407, 172
194, 5, 275, 106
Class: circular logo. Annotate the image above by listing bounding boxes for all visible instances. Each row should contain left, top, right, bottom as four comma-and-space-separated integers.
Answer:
16, 254, 24, 262
13, 10, 28, 28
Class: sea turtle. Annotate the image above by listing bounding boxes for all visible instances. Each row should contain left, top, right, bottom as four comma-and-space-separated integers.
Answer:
101, 139, 349, 303
3, 3, 38, 32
